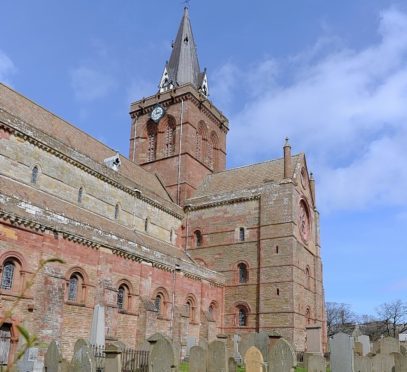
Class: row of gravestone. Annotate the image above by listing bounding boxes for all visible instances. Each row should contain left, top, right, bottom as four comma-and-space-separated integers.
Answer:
330, 332, 407, 372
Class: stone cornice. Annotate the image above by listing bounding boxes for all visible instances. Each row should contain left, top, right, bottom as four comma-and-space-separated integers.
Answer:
130, 84, 229, 134
0, 109, 184, 220
185, 194, 261, 211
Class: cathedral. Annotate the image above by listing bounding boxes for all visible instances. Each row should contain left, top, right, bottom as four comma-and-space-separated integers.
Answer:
0, 7, 326, 365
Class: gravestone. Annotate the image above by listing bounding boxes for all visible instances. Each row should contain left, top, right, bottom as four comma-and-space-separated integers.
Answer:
394, 352, 407, 372
306, 326, 323, 354
329, 332, 354, 372
89, 304, 105, 347
305, 353, 326, 372
239, 332, 270, 362
18, 347, 43, 372
189, 346, 207, 372
357, 335, 371, 356
70, 339, 96, 372
208, 340, 228, 372
228, 357, 237, 372
380, 337, 400, 355
245, 346, 264, 372
149, 337, 176, 372
354, 355, 372, 372
354, 341, 363, 356
232, 334, 242, 363
198, 338, 208, 350
186, 336, 197, 357
44, 341, 62, 372
268, 338, 297, 372
371, 353, 394, 372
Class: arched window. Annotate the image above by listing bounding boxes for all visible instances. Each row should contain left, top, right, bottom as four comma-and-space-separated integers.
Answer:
145, 218, 150, 232
208, 301, 217, 321
185, 295, 196, 322
31, 165, 39, 184
194, 230, 202, 247
67, 272, 85, 303
154, 292, 165, 316
114, 203, 120, 220
196, 122, 207, 161
147, 121, 158, 161
306, 266, 311, 290
1, 261, 15, 290
78, 187, 84, 203
238, 306, 248, 327
208, 132, 218, 169
238, 263, 248, 283
239, 227, 245, 242
165, 117, 176, 157
306, 307, 311, 325
117, 284, 129, 311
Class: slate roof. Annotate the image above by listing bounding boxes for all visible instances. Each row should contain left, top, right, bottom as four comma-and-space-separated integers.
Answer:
166, 7, 203, 89
188, 155, 303, 201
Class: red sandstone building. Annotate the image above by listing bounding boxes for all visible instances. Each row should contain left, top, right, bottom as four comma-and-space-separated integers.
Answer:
0, 7, 326, 365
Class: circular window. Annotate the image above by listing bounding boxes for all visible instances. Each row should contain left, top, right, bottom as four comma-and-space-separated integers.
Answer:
299, 200, 310, 241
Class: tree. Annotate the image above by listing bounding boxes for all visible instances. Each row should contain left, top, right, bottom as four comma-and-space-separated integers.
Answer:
376, 299, 407, 338
326, 302, 357, 336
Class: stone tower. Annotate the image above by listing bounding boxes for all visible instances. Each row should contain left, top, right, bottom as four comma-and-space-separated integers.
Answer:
129, 7, 228, 206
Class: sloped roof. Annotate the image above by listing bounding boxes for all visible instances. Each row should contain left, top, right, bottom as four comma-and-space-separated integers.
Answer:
0, 83, 179, 210
189, 155, 302, 200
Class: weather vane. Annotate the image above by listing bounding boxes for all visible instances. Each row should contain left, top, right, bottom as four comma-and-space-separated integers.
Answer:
181, 0, 191, 7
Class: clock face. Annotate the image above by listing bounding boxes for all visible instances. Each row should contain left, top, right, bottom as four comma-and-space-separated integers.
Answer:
151, 105, 165, 123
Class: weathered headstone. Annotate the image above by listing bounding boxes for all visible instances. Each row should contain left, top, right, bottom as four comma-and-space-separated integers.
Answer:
89, 304, 105, 348
245, 346, 264, 372
18, 347, 43, 372
371, 353, 394, 372
357, 335, 371, 356
149, 337, 176, 372
228, 357, 237, 372
354, 341, 363, 356
394, 352, 407, 372
186, 336, 197, 357
400, 345, 406, 356
232, 334, 242, 363
268, 338, 297, 372
306, 326, 323, 354
354, 355, 372, 372
70, 339, 96, 372
44, 341, 70, 372
380, 337, 400, 355
208, 340, 228, 372
305, 353, 326, 372
189, 346, 207, 372
239, 332, 270, 362
329, 332, 354, 372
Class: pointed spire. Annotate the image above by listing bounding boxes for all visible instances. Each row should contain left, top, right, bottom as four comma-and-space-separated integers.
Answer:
159, 7, 208, 96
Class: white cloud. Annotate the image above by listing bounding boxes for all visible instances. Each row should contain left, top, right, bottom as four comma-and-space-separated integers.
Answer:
0, 49, 16, 84
215, 8, 407, 212
70, 66, 116, 102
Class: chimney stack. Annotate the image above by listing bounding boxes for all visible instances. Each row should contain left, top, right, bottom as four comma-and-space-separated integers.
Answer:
283, 138, 292, 179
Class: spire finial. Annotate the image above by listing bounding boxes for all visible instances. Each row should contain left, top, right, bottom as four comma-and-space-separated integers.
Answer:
284, 137, 290, 147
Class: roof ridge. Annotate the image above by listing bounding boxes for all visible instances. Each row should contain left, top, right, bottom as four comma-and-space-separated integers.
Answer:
211, 153, 302, 176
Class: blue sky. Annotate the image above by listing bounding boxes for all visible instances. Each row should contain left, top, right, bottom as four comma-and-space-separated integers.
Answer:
1, 0, 406, 316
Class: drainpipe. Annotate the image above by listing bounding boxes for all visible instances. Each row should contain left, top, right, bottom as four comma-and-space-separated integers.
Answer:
171, 263, 181, 340
177, 99, 184, 205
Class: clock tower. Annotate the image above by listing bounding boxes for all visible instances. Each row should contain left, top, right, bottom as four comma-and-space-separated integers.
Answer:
129, 7, 228, 206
